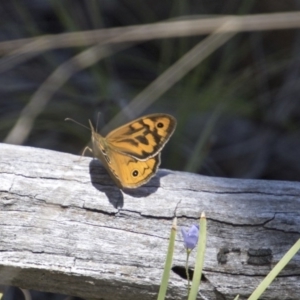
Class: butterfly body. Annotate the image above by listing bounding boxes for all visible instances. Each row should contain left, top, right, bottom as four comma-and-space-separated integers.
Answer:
89, 113, 176, 189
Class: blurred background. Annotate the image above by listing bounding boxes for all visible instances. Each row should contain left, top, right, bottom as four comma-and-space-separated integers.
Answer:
2, 1, 300, 181
1, 0, 300, 299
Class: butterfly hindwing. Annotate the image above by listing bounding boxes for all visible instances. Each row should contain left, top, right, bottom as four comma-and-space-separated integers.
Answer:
105, 150, 161, 188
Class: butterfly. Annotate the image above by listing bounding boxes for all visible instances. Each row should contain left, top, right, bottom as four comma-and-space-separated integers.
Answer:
86, 113, 176, 189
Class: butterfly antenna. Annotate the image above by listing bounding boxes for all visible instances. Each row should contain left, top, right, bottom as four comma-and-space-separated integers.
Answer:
65, 118, 90, 130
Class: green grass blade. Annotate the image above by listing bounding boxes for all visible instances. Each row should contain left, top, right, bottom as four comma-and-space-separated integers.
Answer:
157, 217, 177, 300
248, 238, 300, 300
188, 212, 207, 300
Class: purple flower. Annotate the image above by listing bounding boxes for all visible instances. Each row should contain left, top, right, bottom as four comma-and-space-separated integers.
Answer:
181, 225, 199, 250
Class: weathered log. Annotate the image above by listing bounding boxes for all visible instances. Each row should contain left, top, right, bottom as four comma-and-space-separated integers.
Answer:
0, 143, 299, 300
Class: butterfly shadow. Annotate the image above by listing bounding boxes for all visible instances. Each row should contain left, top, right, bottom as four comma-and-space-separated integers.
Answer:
89, 159, 124, 209
89, 160, 171, 206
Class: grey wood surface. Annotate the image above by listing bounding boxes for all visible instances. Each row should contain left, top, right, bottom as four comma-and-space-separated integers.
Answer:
0, 143, 299, 300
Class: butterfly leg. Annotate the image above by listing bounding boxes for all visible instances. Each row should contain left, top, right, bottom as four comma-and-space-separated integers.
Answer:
77, 146, 93, 161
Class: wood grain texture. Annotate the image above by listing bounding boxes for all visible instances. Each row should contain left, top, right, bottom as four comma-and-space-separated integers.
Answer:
0, 143, 299, 300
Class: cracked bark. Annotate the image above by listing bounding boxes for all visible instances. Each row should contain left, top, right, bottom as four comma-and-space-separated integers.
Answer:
0, 143, 299, 300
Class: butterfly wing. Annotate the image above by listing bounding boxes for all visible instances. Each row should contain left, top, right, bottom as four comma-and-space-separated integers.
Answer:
89, 114, 176, 189
109, 150, 161, 188
105, 114, 176, 160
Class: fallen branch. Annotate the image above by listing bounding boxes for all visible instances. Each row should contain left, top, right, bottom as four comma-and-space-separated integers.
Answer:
0, 143, 299, 300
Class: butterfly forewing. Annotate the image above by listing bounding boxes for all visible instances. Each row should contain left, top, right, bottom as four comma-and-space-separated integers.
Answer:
106, 114, 176, 160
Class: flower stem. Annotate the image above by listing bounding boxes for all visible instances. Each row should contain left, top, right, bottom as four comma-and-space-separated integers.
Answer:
185, 249, 191, 297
